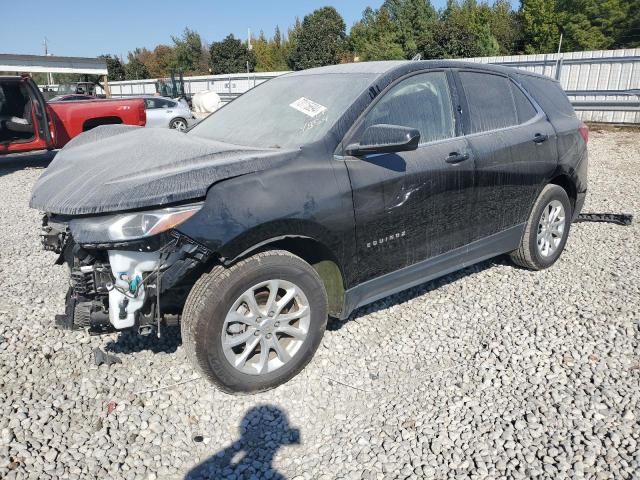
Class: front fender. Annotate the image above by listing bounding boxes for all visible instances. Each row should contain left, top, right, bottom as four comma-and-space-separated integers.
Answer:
176, 155, 356, 281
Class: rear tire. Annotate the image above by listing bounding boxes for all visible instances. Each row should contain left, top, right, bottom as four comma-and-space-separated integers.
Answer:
181, 250, 328, 394
169, 118, 188, 131
510, 184, 572, 270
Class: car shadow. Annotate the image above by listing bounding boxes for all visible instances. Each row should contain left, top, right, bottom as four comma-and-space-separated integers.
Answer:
103, 258, 507, 352
0, 149, 56, 177
184, 405, 300, 480
104, 325, 182, 354
329, 256, 507, 331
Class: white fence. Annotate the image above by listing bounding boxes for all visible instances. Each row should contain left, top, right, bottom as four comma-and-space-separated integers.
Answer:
97, 48, 640, 124
467, 48, 640, 124
96, 72, 285, 103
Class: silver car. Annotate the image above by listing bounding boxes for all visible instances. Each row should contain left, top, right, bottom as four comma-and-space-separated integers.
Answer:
142, 96, 196, 131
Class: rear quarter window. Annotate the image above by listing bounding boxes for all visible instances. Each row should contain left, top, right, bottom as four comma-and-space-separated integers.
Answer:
516, 75, 576, 122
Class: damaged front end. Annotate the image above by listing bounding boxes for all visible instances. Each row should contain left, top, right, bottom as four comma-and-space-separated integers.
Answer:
41, 205, 213, 336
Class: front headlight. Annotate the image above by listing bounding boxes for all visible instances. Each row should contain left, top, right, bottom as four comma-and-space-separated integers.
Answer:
69, 203, 203, 243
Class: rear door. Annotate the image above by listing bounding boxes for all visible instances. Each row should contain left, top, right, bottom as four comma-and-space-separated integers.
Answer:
341, 70, 475, 284
144, 98, 174, 128
454, 69, 557, 241
0, 77, 53, 155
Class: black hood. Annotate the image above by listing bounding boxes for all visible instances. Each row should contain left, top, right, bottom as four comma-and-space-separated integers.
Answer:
30, 125, 297, 215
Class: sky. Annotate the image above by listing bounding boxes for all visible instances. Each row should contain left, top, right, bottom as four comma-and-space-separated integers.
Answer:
0, 0, 519, 59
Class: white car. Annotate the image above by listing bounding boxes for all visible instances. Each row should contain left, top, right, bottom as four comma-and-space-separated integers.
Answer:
142, 96, 196, 131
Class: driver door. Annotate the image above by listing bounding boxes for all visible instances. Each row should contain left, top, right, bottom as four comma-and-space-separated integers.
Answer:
0, 77, 53, 155
340, 70, 475, 285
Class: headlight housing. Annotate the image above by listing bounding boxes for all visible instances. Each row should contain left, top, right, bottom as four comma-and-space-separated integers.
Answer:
69, 203, 203, 243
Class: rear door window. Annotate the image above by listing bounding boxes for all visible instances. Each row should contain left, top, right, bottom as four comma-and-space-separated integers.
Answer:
459, 71, 518, 134
362, 71, 455, 145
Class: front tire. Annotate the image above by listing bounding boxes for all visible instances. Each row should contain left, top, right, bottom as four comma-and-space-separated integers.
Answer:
510, 184, 572, 270
181, 250, 328, 394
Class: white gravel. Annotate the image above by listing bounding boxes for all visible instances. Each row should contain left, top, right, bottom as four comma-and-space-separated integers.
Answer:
0, 130, 639, 480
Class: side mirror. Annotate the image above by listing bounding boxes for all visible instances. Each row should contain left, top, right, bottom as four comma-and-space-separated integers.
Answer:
346, 124, 420, 156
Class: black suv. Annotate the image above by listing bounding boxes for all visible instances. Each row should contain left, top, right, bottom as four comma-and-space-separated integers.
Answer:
31, 61, 588, 393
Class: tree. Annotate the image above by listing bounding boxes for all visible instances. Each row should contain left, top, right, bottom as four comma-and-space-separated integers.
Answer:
171, 28, 205, 74
289, 7, 346, 70
147, 44, 176, 78
383, 0, 437, 58
274, 25, 282, 48
99, 54, 125, 81
557, 0, 627, 51
349, 6, 405, 61
253, 28, 290, 72
209, 34, 256, 74
283, 18, 302, 68
125, 49, 151, 80
616, 0, 640, 47
521, 0, 561, 53
485, 0, 522, 54
418, 1, 500, 58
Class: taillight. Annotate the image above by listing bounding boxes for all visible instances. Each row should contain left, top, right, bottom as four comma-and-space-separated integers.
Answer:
578, 123, 589, 144
139, 102, 147, 126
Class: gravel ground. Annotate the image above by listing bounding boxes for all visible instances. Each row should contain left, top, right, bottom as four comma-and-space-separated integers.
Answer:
0, 130, 639, 480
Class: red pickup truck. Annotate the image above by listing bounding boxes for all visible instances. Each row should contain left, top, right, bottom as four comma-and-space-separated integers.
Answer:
0, 75, 146, 155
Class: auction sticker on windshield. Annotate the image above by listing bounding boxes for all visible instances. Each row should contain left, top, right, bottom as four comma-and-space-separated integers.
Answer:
289, 97, 327, 117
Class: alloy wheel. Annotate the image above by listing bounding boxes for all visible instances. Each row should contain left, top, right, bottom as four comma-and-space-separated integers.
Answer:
537, 200, 565, 257
222, 279, 310, 375
171, 119, 187, 131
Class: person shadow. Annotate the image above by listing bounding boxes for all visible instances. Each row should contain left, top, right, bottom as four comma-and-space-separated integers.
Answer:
184, 405, 301, 480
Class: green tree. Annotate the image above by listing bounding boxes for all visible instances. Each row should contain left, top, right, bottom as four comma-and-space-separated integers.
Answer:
254, 28, 289, 72
420, 17, 481, 58
283, 18, 302, 68
171, 28, 204, 74
420, 1, 499, 58
383, 0, 437, 57
289, 7, 346, 70
485, 0, 522, 54
209, 34, 256, 74
349, 6, 405, 61
475, 23, 501, 55
125, 49, 151, 80
99, 54, 125, 81
148, 45, 176, 78
521, 0, 560, 53
274, 25, 283, 48
270, 26, 289, 70
616, 0, 640, 47
557, 0, 627, 51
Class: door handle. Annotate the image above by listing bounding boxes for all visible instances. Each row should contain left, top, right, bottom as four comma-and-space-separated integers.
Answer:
166, 110, 173, 113
446, 152, 470, 164
533, 133, 548, 144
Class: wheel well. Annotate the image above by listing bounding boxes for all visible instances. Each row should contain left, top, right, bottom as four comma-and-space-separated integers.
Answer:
549, 175, 577, 209
82, 116, 123, 132
233, 237, 346, 318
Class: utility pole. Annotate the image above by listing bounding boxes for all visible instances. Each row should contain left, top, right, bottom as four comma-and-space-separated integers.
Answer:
555, 26, 564, 81
557, 31, 564, 55
43, 37, 53, 85
247, 28, 252, 81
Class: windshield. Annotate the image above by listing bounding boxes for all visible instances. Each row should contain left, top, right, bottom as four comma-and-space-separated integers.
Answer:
56, 84, 75, 94
189, 73, 376, 149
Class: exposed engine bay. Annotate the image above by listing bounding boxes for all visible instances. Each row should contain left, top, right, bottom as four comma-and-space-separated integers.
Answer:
42, 214, 212, 336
